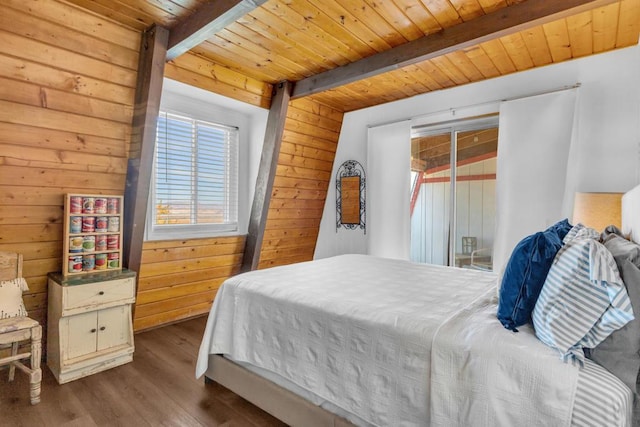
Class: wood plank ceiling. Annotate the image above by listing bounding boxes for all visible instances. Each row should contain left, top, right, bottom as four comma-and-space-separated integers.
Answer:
63, 0, 640, 112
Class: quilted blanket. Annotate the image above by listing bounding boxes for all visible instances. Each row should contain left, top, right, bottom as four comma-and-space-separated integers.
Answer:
431, 288, 578, 426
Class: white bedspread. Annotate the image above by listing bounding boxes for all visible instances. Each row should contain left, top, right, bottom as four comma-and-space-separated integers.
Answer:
196, 254, 577, 426
431, 288, 579, 426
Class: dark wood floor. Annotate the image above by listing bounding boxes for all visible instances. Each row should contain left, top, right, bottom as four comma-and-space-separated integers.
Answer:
0, 316, 288, 427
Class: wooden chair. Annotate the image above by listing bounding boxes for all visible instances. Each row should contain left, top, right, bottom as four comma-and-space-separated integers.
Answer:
470, 247, 493, 271
0, 252, 42, 405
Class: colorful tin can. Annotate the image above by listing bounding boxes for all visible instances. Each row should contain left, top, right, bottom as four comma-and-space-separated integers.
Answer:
95, 198, 107, 214
95, 253, 108, 270
107, 235, 119, 250
82, 197, 95, 214
107, 252, 119, 269
107, 197, 119, 214
82, 254, 95, 271
82, 216, 95, 233
69, 236, 83, 253
96, 216, 108, 232
69, 216, 82, 233
82, 235, 95, 252
68, 255, 83, 273
70, 196, 82, 214
95, 235, 107, 252
107, 216, 119, 232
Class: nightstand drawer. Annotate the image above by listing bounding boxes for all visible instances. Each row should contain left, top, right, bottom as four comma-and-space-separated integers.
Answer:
63, 278, 135, 311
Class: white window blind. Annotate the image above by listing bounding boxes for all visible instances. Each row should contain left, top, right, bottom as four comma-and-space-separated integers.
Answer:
151, 111, 239, 236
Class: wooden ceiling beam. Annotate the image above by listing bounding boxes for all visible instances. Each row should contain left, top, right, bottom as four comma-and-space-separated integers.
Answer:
241, 81, 293, 272
123, 25, 169, 278
411, 158, 427, 172
427, 141, 498, 171
292, 0, 617, 98
166, 0, 268, 60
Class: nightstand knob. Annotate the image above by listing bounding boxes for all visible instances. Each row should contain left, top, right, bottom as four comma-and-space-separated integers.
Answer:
98, 291, 105, 295
90, 328, 97, 333
100, 326, 106, 331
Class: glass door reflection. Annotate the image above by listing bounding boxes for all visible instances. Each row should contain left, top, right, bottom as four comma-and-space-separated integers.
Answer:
453, 127, 497, 271
410, 131, 451, 266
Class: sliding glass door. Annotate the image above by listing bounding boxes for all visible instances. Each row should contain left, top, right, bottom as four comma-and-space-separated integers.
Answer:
410, 117, 498, 270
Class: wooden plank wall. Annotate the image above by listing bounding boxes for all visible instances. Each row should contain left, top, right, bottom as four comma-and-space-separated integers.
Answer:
134, 83, 342, 331
134, 51, 345, 329
133, 53, 272, 331
0, 0, 140, 328
0, 0, 343, 334
135, 97, 344, 330
133, 53, 270, 332
258, 98, 344, 269
135, 236, 246, 331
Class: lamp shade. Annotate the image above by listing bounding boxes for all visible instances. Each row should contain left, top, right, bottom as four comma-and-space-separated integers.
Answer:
572, 192, 623, 231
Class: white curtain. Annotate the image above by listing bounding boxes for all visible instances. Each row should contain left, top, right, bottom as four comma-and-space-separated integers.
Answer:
493, 89, 579, 275
367, 120, 411, 259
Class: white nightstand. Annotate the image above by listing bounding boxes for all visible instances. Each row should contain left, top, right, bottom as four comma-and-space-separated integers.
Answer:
47, 269, 136, 384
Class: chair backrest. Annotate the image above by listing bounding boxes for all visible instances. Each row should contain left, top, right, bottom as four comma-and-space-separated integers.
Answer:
0, 252, 23, 281
461, 237, 477, 255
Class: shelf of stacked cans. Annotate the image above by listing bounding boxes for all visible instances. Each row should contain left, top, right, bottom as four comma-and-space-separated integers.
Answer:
63, 194, 123, 276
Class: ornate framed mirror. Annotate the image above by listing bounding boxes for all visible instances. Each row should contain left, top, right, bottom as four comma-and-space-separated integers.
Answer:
336, 160, 366, 233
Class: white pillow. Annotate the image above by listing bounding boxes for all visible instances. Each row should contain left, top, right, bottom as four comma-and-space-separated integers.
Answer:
0, 278, 29, 320
532, 238, 634, 365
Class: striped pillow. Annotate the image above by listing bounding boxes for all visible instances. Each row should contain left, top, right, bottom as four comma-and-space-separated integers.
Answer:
563, 223, 600, 243
532, 237, 634, 365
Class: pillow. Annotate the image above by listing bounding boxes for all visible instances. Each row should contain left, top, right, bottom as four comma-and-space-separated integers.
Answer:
587, 233, 640, 392
563, 223, 600, 243
0, 278, 29, 320
602, 229, 640, 266
601, 224, 625, 241
546, 218, 573, 241
532, 238, 634, 365
497, 219, 571, 331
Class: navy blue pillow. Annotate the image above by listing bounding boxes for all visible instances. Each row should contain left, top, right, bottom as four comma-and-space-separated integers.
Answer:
544, 218, 572, 241
497, 219, 571, 331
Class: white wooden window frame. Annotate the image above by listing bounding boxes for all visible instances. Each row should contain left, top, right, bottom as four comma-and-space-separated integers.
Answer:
144, 79, 261, 241
150, 111, 239, 236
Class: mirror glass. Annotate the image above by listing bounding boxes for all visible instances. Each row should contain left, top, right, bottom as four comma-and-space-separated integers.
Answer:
340, 176, 361, 224
336, 160, 365, 233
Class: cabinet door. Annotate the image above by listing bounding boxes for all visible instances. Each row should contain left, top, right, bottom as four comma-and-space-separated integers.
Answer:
96, 305, 131, 351
65, 311, 98, 360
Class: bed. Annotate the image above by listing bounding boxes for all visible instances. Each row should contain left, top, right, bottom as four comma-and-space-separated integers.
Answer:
196, 186, 640, 427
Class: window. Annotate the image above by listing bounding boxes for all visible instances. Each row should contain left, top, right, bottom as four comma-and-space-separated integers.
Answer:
149, 111, 239, 238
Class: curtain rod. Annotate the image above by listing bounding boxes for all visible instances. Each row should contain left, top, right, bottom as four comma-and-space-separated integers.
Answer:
368, 82, 581, 130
